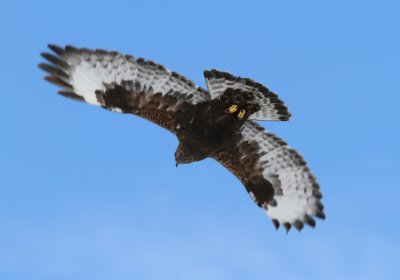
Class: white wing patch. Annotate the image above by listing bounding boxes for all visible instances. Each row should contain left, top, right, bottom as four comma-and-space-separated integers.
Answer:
241, 121, 324, 231
39, 45, 210, 107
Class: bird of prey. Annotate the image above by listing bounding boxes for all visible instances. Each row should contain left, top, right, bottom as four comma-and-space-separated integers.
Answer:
39, 44, 325, 232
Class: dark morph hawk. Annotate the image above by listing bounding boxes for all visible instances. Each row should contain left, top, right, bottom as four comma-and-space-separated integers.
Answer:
39, 44, 325, 232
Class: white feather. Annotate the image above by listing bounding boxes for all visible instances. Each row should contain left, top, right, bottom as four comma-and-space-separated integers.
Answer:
240, 121, 322, 226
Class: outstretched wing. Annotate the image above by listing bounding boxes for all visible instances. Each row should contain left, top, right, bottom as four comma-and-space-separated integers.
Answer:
212, 121, 324, 232
204, 69, 291, 121
39, 44, 210, 133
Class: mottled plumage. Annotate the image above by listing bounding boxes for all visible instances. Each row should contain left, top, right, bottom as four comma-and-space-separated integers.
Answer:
39, 44, 325, 232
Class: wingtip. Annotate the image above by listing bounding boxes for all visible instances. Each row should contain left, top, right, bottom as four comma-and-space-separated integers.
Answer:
65, 45, 78, 52
283, 223, 291, 233
272, 219, 280, 230
278, 115, 291, 121
273, 218, 322, 233
316, 211, 326, 220
305, 216, 316, 228
38, 63, 69, 79
57, 90, 85, 102
47, 43, 64, 55
44, 75, 73, 90
293, 220, 304, 231
40, 51, 48, 59
40, 52, 69, 69
37, 62, 47, 71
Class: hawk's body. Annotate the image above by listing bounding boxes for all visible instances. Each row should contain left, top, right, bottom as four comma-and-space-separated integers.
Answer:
39, 44, 325, 232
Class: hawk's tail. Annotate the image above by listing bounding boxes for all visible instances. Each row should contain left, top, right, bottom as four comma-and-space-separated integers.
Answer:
218, 88, 261, 118
204, 69, 291, 121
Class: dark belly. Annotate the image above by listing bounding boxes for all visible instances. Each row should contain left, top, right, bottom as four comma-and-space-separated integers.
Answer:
179, 98, 245, 156
186, 115, 239, 153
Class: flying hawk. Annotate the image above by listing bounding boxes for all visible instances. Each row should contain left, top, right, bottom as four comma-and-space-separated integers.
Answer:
39, 44, 325, 232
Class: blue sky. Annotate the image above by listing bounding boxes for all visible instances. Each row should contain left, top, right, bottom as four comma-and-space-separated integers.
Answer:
1, 0, 399, 279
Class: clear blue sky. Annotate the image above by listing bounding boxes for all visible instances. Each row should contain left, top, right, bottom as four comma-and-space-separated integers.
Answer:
1, 0, 399, 279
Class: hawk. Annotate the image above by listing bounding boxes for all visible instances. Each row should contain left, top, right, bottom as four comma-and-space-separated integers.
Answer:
39, 44, 325, 232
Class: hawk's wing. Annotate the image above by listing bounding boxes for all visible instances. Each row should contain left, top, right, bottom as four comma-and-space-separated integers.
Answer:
204, 69, 291, 121
39, 44, 210, 133
212, 121, 325, 232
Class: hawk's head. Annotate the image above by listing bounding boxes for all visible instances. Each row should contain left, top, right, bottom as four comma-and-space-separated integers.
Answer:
175, 142, 207, 166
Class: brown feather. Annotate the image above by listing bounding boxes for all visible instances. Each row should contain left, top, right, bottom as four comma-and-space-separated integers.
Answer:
97, 84, 192, 134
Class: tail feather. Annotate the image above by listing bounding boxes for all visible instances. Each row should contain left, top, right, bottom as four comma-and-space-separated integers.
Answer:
204, 69, 291, 121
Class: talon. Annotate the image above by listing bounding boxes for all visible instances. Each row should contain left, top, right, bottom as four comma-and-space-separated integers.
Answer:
228, 104, 238, 113
238, 109, 246, 119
